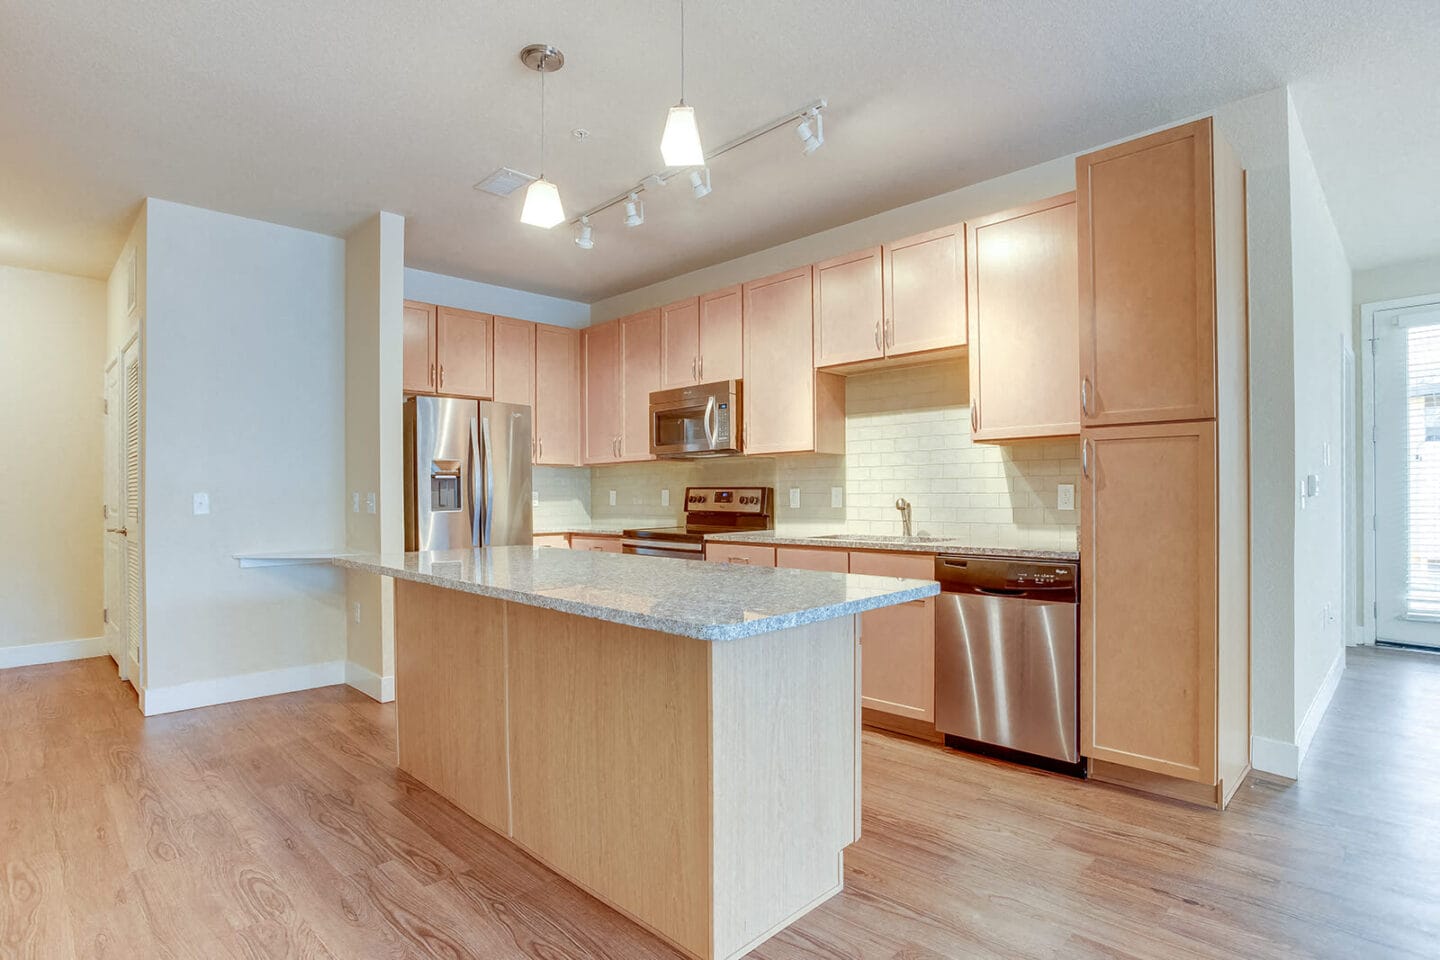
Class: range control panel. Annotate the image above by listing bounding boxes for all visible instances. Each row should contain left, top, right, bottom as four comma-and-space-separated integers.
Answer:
683, 486, 774, 515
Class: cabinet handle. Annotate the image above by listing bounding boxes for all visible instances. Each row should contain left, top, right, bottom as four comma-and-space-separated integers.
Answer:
439, 364, 445, 388
1081, 438, 1091, 478
429, 363, 436, 387
698, 355, 703, 379
1081, 376, 1092, 417
971, 403, 978, 433
874, 321, 881, 352
538, 437, 544, 460
885, 317, 894, 348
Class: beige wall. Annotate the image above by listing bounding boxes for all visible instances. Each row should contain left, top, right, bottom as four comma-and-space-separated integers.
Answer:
0, 265, 107, 653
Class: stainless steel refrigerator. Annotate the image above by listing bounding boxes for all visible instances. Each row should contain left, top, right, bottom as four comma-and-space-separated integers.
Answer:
404, 396, 533, 551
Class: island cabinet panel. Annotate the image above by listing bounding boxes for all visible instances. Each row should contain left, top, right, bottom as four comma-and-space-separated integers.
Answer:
393, 581, 509, 832
967, 194, 1081, 441
491, 315, 536, 409
620, 308, 663, 461
534, 324, 581, 466
507, 605, 713, 958
698, 285, 744, 382
402, 300, 437, 394
437, 307, 494, 399
776, 546, 849, 573
884, 224, 967, 356
850, 551, 936, 722
814, 247, 885, 367
583, 320, 624, 463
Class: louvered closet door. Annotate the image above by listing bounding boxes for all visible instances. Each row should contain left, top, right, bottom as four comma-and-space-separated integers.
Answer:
122, 340, 144, 681
103, 360, 126, 672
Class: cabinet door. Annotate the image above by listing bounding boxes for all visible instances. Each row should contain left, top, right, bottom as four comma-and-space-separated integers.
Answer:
850, 551, 935, 722
1080, 420, 1216, 784
660, 298, 700, 388
403, 300, 437, 394
571, 536, 623, 553
582, 321, 623, 464
697, 285, 743, 382
704, 544, 776, 566
620, 308, 662, 461
814, 247, 884, 367
742, 267, 816, 455
967, 195, 1081, 441
885, 225, 965, 356
535, 325, 580, 466
437, 307, 493, 399
493, 316, 536, 409
1077, 118, 1216, 426
776, 547, 848, 573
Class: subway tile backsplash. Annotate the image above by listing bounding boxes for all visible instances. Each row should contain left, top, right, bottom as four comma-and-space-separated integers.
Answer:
534, 358, 1079, 551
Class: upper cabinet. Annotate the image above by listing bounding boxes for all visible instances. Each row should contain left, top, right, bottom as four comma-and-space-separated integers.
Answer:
742, 267, 845, 455
967, 194, 1081, 442
660, 298, 701, 388
582, 321, 624, 464
619, 309, 662, 461
885, 225, 967, 356
535, 325, 581, 466
403, 300, 437, 394
492, 316, 536, 409
660, 286, 744, 387
436, 307, 494, 399
1078, 119, 1217, 426
814, 247, 884, 366
583, 311, 662, 464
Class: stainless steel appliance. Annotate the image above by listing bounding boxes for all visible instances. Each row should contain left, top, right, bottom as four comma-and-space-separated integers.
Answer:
622, 486, 773, 559
934, 553, 1084, 776
404, 396, 533, 551
649, 380, 742, 458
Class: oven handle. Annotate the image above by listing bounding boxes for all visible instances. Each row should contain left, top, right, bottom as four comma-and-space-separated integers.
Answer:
703, 395, 717, 448
620, 539, 705, 552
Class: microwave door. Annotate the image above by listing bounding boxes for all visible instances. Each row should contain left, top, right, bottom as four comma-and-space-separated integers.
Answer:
653, 402, 710, 454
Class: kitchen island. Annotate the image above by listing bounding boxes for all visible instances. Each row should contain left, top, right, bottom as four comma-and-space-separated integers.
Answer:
333, 547, 937, 960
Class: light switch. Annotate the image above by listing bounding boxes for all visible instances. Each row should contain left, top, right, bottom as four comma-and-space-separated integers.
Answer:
532, 490, 540, 507
192, 492, 210, 516
351, 601, 362, 624
366, 492, 377, 514
351, 491, 360, 513
661, 489, 670, 507
789, 487, 801, 509
1057, 484, 1075, 511
609, 489, 617, 507
831, 486, 844, 509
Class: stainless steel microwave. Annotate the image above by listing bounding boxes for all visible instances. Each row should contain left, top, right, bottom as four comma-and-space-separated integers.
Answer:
649, 380, 742, 458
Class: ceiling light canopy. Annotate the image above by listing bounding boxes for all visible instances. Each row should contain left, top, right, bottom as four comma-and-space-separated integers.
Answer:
519, 44, 566, 228
660, 1, 706, 167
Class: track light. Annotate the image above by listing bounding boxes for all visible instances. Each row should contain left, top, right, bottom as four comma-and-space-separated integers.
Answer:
688, 167, 711, 199
796, 108, 824, 155
574, 215, 594, 249
623, 192, 645, 227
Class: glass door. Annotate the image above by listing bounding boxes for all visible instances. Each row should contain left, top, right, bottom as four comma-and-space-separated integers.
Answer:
1375, 301, 1440, 647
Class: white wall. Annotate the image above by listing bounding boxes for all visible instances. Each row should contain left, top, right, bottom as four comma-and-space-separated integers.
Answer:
141, 199, 347, 702
0, 265, 107, 662
404, 268, 590, 328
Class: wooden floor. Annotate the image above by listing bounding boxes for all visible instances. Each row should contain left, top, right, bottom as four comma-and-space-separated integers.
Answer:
2, 646, 1437, 959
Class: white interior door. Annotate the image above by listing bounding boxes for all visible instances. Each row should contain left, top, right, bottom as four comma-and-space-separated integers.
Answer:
1375, 301, 1440, 647
103, 358, 127, 676
121, 337, 145, 685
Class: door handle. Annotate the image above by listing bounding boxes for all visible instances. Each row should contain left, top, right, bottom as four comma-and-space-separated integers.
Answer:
703, 395, 718, 449
481, 415, 495, 546
470, 417, 482, 546
106, 527, 128, 536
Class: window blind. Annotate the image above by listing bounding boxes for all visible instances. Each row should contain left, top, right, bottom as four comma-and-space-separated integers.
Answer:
1403, 320, 1440, 617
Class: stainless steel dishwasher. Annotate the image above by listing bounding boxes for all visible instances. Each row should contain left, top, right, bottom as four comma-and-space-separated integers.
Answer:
934, 554, 1084, 776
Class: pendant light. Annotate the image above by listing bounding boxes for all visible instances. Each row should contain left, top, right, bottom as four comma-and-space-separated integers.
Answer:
660, 1, 705, 167
519, 44, 566, 228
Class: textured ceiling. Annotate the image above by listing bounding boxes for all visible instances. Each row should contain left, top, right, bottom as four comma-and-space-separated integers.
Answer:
1, 1, 1436, 298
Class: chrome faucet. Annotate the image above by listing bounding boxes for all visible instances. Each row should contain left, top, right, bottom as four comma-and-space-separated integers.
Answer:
895, 498, 913, 537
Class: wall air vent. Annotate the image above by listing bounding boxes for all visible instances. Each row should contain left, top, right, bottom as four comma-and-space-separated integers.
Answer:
473, 167, 538, 198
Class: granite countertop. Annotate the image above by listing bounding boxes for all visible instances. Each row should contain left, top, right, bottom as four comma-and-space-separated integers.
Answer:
701, 530, 1079, 562
333, 547, 938, 642
533, 519, 678, 538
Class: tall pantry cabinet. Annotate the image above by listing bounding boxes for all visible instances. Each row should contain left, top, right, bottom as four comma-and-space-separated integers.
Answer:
1076, 117, 1251, 808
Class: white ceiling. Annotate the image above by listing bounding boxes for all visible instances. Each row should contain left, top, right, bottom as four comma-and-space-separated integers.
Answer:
1, 1, 1436, 299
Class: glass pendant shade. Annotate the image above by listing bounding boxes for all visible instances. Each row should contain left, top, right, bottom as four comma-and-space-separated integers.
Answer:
661, 103, 706, 167
520, 177, 565, 228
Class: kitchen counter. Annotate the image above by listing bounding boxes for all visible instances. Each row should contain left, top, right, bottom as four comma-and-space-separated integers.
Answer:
532, 520, 654, 537
702, 529, 1079, 562
334, 546, 936, 641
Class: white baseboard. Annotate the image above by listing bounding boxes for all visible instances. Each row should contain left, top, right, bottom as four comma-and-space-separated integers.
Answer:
140, 660, 345, 716
1297, 649, 1345, 767
1251, 736, 1300, 780
0, 636, 106, 670
345, 661, 395, 703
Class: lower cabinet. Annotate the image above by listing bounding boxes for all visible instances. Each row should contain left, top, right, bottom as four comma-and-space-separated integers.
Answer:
850, 551, 936, 723
776, 547, 849, 573
704, 543, 776, 566
571, 535, 623, 554
533, 534, 570, 549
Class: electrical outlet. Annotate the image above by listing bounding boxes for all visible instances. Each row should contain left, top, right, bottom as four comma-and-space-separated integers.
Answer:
192, 492, 210, 515
831, 486, 844, 509
789, 487, 801, 509
366, 492, 377, 514
609, 490, 617, 507
352, 601, 362, 624
532, 490, 540, 507
351, 491, 360, 513
661, 489, 670, 507
1057, 484, 1075, 511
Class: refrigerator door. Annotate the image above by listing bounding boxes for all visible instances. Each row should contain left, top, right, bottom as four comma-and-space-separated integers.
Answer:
477, 401, 533, 546
405, 396, 479, 551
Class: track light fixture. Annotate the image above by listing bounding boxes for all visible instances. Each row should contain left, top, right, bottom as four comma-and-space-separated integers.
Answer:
688, 167, 712, 199
796, 107, 824, 155
574, 215, 594, 249
623, 192, 645, 227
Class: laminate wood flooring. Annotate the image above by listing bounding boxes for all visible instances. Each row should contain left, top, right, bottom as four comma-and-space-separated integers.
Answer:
1, 646, 1435, 959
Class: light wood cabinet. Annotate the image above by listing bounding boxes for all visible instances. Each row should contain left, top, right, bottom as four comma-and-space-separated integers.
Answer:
492, 315, 536, 408
535, 325, 581, 466
1078, 119, 1217, 427
533, 534, 570, 548
402, 300, 437, 394
583, 321, 624, 464
884, 225, 966, 357
742, 267, 845, 455
571, 535, 623, 553
814, 247, 885, 367
437, 307, 493, 399
967, 194, 1080, 441
620, 309, 662, 461
661, 297, 701, 387
698, 285, 743, 382
850, 551, 935, 722
776, 546, 849, 573
705, 543, 776, 566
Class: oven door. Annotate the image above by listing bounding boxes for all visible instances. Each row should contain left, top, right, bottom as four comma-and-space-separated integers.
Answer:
621, 539, 706, 560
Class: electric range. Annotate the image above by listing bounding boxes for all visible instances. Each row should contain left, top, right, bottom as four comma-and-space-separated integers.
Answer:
621, 486, 775, 559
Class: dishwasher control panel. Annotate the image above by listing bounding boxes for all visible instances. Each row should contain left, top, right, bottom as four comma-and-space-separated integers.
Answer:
935, 555, 1077, 600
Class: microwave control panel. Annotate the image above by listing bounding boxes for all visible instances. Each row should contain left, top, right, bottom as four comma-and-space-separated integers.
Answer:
683, 486, 773, 515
